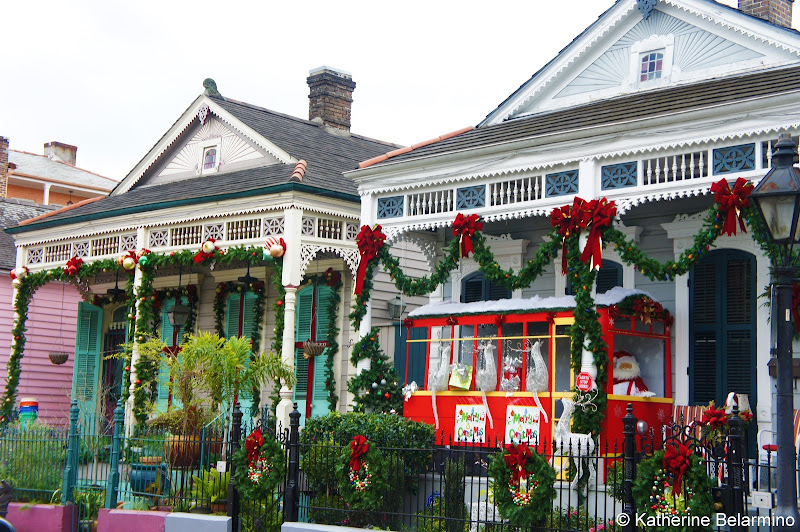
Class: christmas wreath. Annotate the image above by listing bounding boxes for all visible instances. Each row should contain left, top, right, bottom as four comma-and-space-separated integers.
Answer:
488, 443, 556, 527
231, 428, 286, 500
632, 444, 715, 531
335, 435, 390, 511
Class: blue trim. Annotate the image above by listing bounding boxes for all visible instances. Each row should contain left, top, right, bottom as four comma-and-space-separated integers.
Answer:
545, 170, 579, 197
601, 162, 637, 190
456, 185, 485, 209
377, 196, 404, 219
713, 144, 755, 175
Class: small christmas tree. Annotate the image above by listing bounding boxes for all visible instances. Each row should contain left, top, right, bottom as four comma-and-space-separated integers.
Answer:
348, 327, 403, 414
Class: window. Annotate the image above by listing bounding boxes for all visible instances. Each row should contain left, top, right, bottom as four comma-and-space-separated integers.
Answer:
640, 51, 663, 82
461, 271, 511, 303
203, 148, 217, 170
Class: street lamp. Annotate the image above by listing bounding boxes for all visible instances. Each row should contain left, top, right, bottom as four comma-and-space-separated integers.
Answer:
748, 133, 800, 530
167, 265, 189, 327
387, 295, 407, 321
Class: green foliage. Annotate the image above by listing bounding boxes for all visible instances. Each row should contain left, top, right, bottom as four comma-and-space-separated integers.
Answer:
415, 497, 469, 532
0, 422, 66, 502
488, 445, 557, 528
231, 429, 286, 501
347, 329, 403, 414
148, 404, 215, 434
300, 439, 342, 491
308, 492, 347, 525
335, 439, 389, 512
241, 494, 283, 532
190, 469, 230, 506
632, 449, 714, 532
443, 457, 468, 532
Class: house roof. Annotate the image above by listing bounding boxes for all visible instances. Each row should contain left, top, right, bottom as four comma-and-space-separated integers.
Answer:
0, 200, 55, 269
360, 63, 800, 169
8, 150, 117, 192
10, 94, 397, 233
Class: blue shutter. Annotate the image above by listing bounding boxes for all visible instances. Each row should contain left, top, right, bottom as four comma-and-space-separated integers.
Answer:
73, 302, 103, 426
311, 285, 333, 416
293, 286, 314, 413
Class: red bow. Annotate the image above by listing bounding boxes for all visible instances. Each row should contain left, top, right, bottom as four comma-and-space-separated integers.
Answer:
546, 312, 556, 326
245, 428, 265, 465
453, 213, 483, 258
663, 443, 693, 493
632, 297, 662, 325
403, 318, 414, 329
355, 225, 386, 295
349, 435, 370, 471
711, 178, 753, 236
793, 283, 800, 334
579, 198, 616, 271
700, 407, 728, 429
503, 443, 532, 483
64, 256, 83, 277
324, 267, 341, 287
551, 201, 578, 275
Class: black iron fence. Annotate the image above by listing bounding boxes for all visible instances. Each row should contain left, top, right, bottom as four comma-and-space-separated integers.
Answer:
1, 400, 798, 531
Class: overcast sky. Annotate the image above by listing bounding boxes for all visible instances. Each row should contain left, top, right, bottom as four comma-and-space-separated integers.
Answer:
2, 0, 773, 181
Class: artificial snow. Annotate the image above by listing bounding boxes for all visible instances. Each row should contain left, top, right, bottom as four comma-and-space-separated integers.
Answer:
408, 286, 652, 318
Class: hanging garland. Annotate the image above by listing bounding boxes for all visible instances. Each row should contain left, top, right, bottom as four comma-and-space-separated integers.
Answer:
488, 443, 556, 527
349, 176, 790, 436
231, 427, 286, 500
1, 243, 271, 423
321, 268, 342, 411
268, 259, 286, 414
335, 435, 390, 511
632, 446, 715, 531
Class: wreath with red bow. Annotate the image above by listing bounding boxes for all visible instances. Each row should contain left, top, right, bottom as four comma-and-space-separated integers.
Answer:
231, 427, 286, 500
335, 435, 389, 511
488, 443, 556, 527
632, 446, 714, 531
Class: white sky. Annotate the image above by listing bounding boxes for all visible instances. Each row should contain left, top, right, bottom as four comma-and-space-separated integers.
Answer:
1, 0, 776, 181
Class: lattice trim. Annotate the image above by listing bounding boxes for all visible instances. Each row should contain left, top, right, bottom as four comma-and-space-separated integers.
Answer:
299, 243, 359, 280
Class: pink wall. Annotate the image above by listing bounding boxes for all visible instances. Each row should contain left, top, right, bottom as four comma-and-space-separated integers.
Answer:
97, 509, 168, 532
6, 503, 72, 532
0, 278, 80, 427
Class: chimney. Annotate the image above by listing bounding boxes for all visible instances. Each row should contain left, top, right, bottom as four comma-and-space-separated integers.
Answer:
44, 141, 77, 166
739, 0, 794, 28
0, 136, 8, 198
307, 67, 356, 134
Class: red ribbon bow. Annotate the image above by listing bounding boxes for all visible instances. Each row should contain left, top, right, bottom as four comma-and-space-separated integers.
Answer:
354, 225, 386, 295
245, 428, 265, 465
193, 238, 218, 264
551, 201, 579, 275
710, 177, 753, 236
403, 318, 415, 329
349, 435, 370, 472
663, 443, 693, 493
452, 213, 483, 258
64, 256, 83, 277
579, 198, 616, 271
793, 283, 800, 334
503, 443, 532, 483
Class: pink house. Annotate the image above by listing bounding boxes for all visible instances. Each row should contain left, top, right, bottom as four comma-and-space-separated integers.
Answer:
0, 136, 116, 426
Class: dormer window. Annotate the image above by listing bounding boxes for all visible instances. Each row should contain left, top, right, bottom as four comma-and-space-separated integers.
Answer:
640, 51, 664, 82
198, 138, 222, 175
203, 148, 217, 170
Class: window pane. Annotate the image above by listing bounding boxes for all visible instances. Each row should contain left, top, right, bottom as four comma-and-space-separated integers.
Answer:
203, 148, 217, 170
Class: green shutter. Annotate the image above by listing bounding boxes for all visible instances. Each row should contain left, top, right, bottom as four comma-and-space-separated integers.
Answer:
293, 287, 314, 406
156, 298, 187, 411
225, 294, 242, 340
311, 286, 333, 416
73, 302, 103, 426
243, 292, 259, 340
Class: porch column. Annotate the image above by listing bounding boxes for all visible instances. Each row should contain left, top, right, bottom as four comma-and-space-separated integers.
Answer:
276, 207, 303, 430
356, 194, 375, 375
124, 227, 146, 434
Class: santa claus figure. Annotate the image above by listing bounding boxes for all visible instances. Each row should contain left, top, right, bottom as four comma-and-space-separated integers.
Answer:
612, 351, 655, 397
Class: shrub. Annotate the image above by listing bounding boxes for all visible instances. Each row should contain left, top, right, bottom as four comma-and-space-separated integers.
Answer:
308, 492, 346, 525
0, 421, 66, 502
443, 457, 468, 532
415, 498, 469, 532
300, 438, 342, 491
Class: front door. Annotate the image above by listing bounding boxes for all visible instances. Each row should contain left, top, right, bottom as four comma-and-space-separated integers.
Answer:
293, 283, 334, 424
689, 249, 757, 448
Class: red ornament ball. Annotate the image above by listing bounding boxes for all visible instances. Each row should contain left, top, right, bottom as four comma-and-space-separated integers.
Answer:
124, 366, 130, 372
135, 379, 141, 385
276, 301, 283, 306
384, 392, 390, 399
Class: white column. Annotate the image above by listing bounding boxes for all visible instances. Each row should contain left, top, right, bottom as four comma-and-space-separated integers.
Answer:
356, 194, 376, 374
43, 183, 51, 205
276, 207, 303, 430
124, 227, 146, 434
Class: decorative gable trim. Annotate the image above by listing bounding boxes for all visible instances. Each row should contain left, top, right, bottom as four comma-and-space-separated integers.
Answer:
113, 96, 296, 196
481, 0, 800, 126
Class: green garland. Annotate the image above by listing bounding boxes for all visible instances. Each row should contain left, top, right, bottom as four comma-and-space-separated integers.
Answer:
488, 444, 557, 527
350, 184, 800, 437
335, 437, 390, 511
347, 328, 403, 414
268, 259, 285, 414
231, 427, 286, 501
632, 449, 714, 531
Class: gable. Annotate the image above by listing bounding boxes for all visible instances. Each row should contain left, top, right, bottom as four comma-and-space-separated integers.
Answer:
484, 0, 800, 125
141, 115, 281, 187
555, 10, 763, 99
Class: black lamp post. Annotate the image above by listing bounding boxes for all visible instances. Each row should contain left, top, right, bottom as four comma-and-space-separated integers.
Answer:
167, 265, 189, 328
387, 295, 407, 321
748, 133, 800, 530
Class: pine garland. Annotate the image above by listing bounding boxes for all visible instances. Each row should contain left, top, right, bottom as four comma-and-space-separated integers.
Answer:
268, 259, 285, 414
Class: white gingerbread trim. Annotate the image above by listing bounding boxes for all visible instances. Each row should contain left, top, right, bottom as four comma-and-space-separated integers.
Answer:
300, 243, 360, 280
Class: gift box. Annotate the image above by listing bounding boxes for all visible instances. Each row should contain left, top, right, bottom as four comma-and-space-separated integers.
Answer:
449, 364, 473, 390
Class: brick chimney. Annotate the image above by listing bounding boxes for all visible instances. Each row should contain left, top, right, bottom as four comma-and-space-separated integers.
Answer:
307, 67, 356, 134
739, 0, 794, 28
44, 141, 77, 166
0, 136, 8, 198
